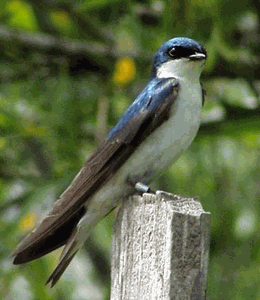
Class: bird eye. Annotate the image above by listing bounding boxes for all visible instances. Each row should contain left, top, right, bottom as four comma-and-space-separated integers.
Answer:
168, 47, 176, 57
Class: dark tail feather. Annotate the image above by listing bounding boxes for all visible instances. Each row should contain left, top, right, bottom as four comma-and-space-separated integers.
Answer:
46, 250, 78, 287
13, 206, 86, 264
46, 230, 79, 288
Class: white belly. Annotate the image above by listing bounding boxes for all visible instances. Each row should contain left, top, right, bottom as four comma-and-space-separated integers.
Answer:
119, 77, 202, 180
85, 78, 202, 219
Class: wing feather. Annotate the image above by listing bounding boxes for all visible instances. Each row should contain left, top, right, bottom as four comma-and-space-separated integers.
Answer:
13, 78, 179, 263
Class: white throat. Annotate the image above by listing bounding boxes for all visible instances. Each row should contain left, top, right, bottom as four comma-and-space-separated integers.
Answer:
156, 58, 204, 82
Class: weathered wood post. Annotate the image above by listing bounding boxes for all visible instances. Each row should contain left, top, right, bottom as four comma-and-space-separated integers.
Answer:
111, 191, 210, 300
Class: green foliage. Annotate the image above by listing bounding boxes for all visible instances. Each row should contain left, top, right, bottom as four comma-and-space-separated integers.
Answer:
0, 0, 260, 299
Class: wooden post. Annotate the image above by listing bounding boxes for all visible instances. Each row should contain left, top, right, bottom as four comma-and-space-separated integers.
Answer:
111, 191, 211, 300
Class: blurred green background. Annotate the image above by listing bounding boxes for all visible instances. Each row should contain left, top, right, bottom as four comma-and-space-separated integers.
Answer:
0, 0, 260, 299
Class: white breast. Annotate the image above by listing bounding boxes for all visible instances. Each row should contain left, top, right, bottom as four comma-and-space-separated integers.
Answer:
121, 75, 202, 180
86, 58, 204, 213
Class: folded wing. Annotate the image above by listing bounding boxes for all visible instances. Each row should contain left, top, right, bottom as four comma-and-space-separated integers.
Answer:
13, 78, 179, 264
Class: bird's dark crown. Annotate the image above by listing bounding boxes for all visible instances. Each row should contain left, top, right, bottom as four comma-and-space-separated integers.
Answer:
153, 37, 207, 70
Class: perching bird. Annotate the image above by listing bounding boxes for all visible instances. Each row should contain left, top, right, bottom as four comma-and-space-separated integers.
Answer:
13, 37, 207, 286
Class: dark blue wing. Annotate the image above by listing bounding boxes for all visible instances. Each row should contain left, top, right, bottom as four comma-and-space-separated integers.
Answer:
13, 77, 179, 264
107, 77, 179, 140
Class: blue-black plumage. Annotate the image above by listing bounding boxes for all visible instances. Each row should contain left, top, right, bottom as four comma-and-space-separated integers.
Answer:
13, 37, 207, 286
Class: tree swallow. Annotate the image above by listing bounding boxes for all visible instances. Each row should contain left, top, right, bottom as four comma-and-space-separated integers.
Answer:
13, 37, 207, 286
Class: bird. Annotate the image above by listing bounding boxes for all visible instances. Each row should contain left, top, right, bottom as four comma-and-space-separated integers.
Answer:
13, 37, 207, 286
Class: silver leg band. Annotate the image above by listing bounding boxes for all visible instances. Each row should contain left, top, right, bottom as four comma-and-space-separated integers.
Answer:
134, 182, 150, 193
